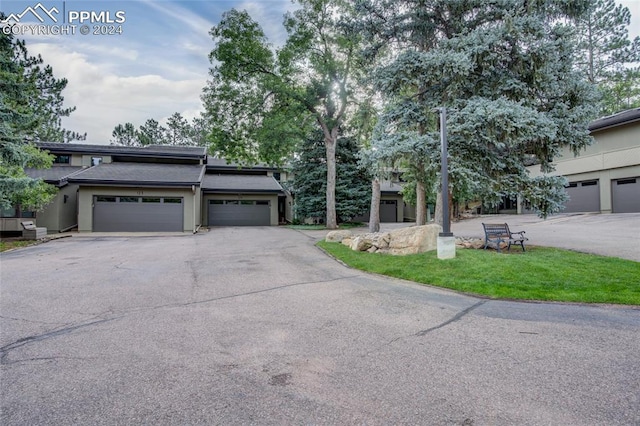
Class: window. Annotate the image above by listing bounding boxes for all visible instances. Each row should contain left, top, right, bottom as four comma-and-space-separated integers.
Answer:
142, 197, 161, 203
617, 178, 637, 185
273, 172, 281, 181
256, 201, 269, 206
582, 180, 598, 187
241, 200, 254, 205
163, 198, 182, 204
209, 200, 223, 205
1, 207, 17, 218
53, 155, 70, 164
91, 157, 103, 166
566, 182, 578, 188
1, 206, 36, 218
119, 197, 139, 203
96, 196, 116, 202
225, 200, 239, 205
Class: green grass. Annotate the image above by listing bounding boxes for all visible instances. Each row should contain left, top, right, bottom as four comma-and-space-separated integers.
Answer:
317, 241, 640, 305
0, 240, 38, 252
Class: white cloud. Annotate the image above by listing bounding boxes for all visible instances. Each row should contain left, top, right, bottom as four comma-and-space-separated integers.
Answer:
27, 43, 205, 144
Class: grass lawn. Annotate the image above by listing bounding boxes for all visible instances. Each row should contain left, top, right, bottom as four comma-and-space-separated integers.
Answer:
317, 241, 640, 305
0, 240, 38, 252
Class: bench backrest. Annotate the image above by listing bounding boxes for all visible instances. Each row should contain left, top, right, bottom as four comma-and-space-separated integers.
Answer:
21, 221, 36, 230
482, 223, 510, 236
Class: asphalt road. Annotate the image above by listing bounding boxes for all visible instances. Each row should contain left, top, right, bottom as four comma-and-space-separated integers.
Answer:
1, 227, 639, 425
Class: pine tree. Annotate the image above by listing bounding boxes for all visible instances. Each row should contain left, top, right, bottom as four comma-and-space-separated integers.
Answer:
138, 119, 167, 146
0, 27, 60, 211
358, 0, 600, 219
110, 123, 139, 146
574, 0, 640, 114
292, 132, 370, 223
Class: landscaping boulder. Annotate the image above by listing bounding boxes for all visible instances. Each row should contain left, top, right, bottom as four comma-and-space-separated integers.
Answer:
325, 230, 353, 243
339, 225, 441, 255
350, 236, 372, 252
383, 225, 441, 255
455, 237, 485, 249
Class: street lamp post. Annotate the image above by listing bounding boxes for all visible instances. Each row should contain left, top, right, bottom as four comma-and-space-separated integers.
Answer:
436, 107, 455, 259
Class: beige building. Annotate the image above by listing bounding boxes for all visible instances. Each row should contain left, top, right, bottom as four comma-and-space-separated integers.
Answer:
525, 108, 640, 214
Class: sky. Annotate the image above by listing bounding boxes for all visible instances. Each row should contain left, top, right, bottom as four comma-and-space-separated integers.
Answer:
1, 0, 640, 145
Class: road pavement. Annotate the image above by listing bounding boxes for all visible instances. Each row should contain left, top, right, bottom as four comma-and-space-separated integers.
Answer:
1, 226, 638, 425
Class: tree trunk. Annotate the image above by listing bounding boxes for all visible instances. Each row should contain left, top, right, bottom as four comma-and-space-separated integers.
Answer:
369, 178, 381, 233
325, 135, 338, 229
415, 181, 427, 225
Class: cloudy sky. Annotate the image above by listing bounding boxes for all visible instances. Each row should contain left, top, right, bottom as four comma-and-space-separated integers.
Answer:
2, 0, 639, 145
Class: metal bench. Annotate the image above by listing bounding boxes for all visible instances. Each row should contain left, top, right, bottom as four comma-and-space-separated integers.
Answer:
482, 223, 527, 252
21, 221, 47, 240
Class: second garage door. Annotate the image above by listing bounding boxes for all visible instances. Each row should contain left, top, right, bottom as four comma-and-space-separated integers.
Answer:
208, 200, 271, 226
612, 177, 640, 213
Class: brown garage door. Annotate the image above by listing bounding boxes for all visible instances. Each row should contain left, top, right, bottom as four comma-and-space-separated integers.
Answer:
563, 180, 600, 213
208, 200, 271, 226
612, 177, 640, 213
93, 196, 183, 232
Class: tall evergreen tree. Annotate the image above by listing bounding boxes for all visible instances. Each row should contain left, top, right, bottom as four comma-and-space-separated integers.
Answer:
165, 112, 192, 146
358, 0, 600, 219
138, 119, 167, 146
292, 132, 370, 223
574, 0, 640, 114
110, 122, 139, 146
0, 27, 70, 211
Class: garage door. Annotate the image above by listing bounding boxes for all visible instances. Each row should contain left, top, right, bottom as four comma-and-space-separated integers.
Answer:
380, 200, 397, 222
612, 177, 640, 213
564, 180, 600, 213
93, 196, 183, 232
208, 200, 271, 226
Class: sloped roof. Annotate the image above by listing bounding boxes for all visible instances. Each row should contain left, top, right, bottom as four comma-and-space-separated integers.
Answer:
206, 157, 277, 172
381, 180, 404, 194
202, 174, 283, 193
588, 108, 640, 132
24, 166, 85, 186
68, 163, 205, 187
36, 142, 207, 159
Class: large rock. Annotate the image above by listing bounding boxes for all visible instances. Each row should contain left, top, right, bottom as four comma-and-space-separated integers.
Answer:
325, 230, 353, 243
383, 225, 441, 255
344, 225, 441, 255
350, 236, 372, 252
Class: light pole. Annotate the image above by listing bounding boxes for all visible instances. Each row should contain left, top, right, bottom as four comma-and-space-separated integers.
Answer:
436, 107, 455, 259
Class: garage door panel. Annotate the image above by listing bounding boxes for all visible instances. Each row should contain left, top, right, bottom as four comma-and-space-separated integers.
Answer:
612, 177, 640, 213
208, 201, 271, 226
93, 196, 183, 232
380, 200, 397, 222
563, 180, 600, 213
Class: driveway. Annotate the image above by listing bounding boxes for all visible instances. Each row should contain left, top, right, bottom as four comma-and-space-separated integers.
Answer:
1, 227, 639, 425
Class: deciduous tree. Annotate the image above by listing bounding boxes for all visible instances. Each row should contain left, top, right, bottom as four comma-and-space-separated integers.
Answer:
202, 0, 363, 229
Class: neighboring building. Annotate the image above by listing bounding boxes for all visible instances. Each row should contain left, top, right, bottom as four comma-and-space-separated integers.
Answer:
525, 108, 640, 214
353, 180, 407, 223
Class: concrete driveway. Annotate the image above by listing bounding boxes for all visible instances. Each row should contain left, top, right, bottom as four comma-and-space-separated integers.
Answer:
1, 227, 639, 425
